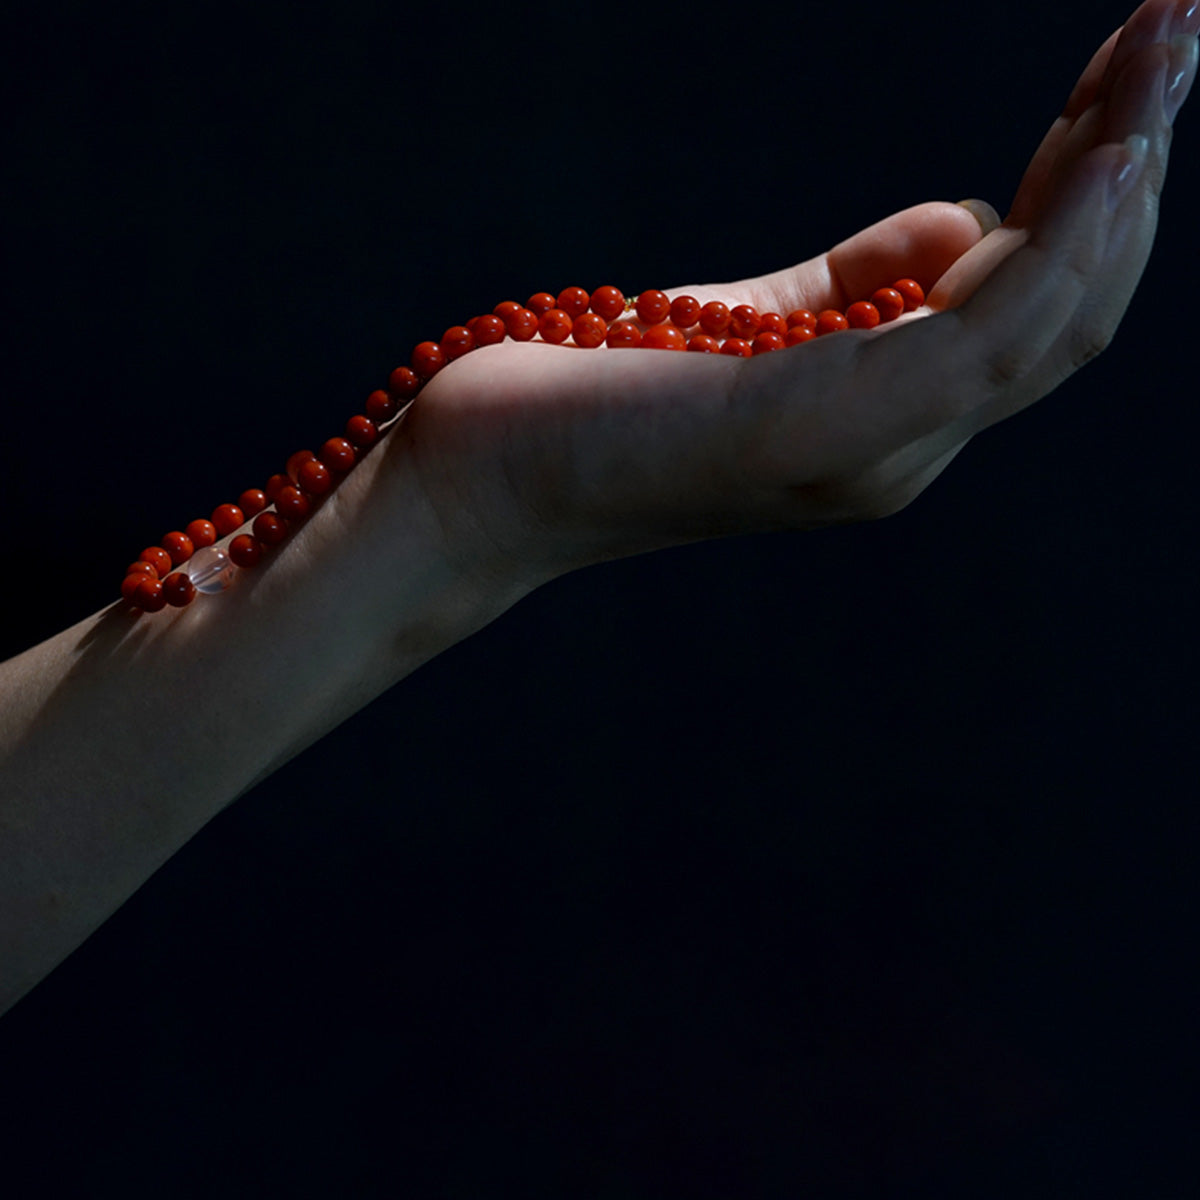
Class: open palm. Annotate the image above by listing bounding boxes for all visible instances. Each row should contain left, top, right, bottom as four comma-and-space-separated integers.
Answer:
388, 0, 1191, 583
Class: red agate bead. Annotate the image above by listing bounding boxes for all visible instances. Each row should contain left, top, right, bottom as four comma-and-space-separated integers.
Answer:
185, 519, 218, 549
760, 312, 787, 335
571, 312, 608, 348
505, 307, 539, 341
556, 287, 590, 318
266, 474, 292, 501
287, 450, 317, 480
253, 511, 289, 545
785, 325, 816, 346
699, 301, 731, 336
211, 504, 245, 535
669, 295, 702, 329
139, 546, 173, 576
319, 437, 356, 472
441, 326, 475, 360
870, 288, 905, 323
297, 458, 332, 495
472, 314, 506, 346
636, 290, 671, 325
589, 286, 625, 321
846, 301, 881, 330
538, 309, 573, 344
238, 490, 268, 518
815, 310, 850, 336
720, 338, 753, 357
275, 486, 311, 519
345, 415, 378, 448
606, 321, 642, 348
893, 278, 925, 311
527, 292, 557, 317
388, 366, 420, 400
786, 309, 817, 329
687, 333, 721, 353
131, 576, 167, 612
161, 531, 194, 565
366, 389, 398, 423
642, 323, 688, 351
752, 331, 786, 354
730, 305, 762, 340
411, 341, 446, 379
228, 534, 263, 568
163, 572, 196, 607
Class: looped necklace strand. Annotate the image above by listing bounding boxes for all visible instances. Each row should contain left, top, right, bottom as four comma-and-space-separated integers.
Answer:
120, 278, 926, 612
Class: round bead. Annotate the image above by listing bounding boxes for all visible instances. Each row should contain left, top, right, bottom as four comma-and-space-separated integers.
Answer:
893, 279, 925, 311
366, 389, 399, 423
571, 312, 608, 349
388, 366, 420, 400
556, 287, 590, 318
121, 571, 153, 602
275, 486, 311, 520
785, 325, 816, 346
266, 473, 292, 502
538, 309, 573, 344
504, 307, 539, 341
211, 504, 245, 536
139, 546, 172, 577
319, 437, 356, 472
589, 286, 625, 321
815, 310, 850, 336
187, 546, 236, 593
526, 292, 557, 317
846, 301, 881, 330
870, 288, 906, 323
345, 415, 378, 448
162, 572, 196, 607
720, 338, 753, 357
699, 301, 732, 337
687, 333, 721, 353
759, 312, 788, 335
751, 331, 786, 355
297, 458, 332, 496
786, 309, 817, 329
641, 323, 687, 351
185, 519, 218, 549
253, 511, 290, 545
635, 290, 671, 325
606, 321, 643, 349
161, 531, 194, 565
730, 305, 762, 340
472, 314, 507, 346
411, 341, 446, 379
228, 534, 263, 569
125, 560, 157, 579
441, 325, 475, 360
669, 295, 702, 329
238, 490, 269, 519
131, 577, 167, 612
493, 300, 521, 322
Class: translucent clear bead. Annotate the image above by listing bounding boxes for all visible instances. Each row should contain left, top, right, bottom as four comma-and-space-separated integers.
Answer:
187, 546, 236, 593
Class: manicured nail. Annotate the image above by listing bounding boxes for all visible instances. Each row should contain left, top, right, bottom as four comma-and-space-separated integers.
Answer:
1108, 134, 1148, 210
955, 198, 1002, 236
1165, 33, 1199, 123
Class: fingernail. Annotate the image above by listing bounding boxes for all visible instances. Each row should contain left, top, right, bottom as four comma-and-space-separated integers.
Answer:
1108, 134, 1148, 210
1165, 33, 1199, 123
955, 198, 1002, 236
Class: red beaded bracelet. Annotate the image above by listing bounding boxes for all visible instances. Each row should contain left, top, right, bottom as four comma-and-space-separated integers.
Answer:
121, 278, 925, 612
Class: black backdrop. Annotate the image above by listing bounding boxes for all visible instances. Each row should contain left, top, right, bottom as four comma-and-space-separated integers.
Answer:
1, 1, 1197, 1196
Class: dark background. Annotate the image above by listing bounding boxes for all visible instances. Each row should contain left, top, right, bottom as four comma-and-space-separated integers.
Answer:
1, 1, 1197, 1196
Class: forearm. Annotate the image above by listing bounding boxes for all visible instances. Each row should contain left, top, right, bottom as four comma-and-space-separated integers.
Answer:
0, 423, 535, 1016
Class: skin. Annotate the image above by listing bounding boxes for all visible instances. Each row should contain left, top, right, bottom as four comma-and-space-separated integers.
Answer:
0, 0, 1194, 1017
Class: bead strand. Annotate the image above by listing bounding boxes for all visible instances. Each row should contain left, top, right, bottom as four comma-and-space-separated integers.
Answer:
121, 278, 925, 612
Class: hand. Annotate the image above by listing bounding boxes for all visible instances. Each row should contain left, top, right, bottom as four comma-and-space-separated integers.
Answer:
385, 0, 1195, 585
